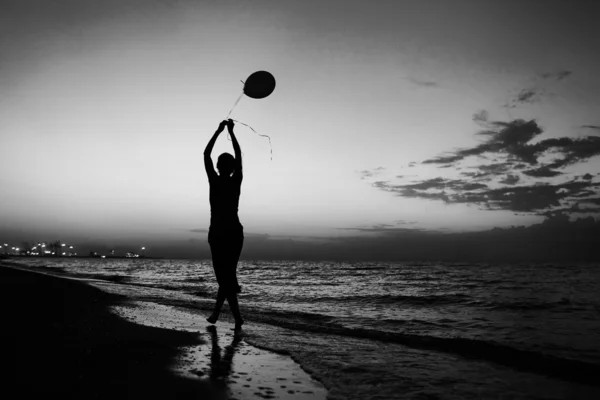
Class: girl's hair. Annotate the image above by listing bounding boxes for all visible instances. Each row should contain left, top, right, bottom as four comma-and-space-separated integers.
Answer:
217, 153, 235, 174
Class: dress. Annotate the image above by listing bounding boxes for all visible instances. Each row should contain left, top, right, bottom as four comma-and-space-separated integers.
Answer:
208, 173, 244, 294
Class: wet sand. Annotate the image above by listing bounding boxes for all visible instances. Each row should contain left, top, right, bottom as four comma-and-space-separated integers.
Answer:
0, 263, 325, 399
114, 300, 326, 399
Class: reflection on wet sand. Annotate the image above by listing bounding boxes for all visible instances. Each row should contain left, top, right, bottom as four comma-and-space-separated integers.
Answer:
207, 325, 242, 383
110, 300, 326, 399
192, 325, 327, 399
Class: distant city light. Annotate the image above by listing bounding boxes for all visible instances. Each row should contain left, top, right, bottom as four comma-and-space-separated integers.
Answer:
41, 244, 46, 248
62, 244, 66, 247
141, 247, 146, 250
69, 246, 73, 249
62, 252, 66, 255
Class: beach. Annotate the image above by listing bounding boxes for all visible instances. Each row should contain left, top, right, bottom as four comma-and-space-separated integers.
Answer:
3, 258, 600, 399
0, 262, 325, 399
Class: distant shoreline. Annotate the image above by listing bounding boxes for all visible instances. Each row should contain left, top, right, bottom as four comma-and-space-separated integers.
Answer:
0, 255, 162, 260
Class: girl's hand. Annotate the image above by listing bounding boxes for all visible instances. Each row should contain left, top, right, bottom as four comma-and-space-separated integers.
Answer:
217, 120, 227, 132
226, 119, 235, 132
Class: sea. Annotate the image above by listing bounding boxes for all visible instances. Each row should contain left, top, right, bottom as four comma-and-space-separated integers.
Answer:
10, 258, 600, 399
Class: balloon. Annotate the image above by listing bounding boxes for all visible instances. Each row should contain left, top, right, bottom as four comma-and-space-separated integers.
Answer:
243, 71, 276, 99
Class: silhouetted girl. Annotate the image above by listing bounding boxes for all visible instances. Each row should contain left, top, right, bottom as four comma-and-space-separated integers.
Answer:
204, 119, 244, 330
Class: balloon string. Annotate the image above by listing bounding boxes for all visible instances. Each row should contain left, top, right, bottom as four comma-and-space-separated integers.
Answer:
223, 88, 273, 161
231, 119, 273, 161
226, 91, 244, 119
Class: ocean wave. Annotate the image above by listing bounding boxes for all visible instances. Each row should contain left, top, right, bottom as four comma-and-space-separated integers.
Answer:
335, 266, 391, 271
311, 293, 471, 306
242, 308, 600, 387
182, 277, 207, 283
68, 272, 131, 283
484, 298, 591, 311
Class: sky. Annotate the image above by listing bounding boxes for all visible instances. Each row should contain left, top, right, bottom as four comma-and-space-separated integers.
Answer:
1, 0, 600, 260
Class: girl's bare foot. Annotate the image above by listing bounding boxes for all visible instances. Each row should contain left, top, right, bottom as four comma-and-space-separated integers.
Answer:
233, 319, 244, 331
206, 313, 218, 324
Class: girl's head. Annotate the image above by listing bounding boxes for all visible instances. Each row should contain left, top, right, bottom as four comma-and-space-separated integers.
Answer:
217, 153, 235, 176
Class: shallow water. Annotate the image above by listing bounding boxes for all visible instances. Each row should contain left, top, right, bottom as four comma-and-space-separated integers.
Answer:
12, 258, 600, 398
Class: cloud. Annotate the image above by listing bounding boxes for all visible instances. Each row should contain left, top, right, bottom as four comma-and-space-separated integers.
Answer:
423, 119, 543, 166
541, 136, 600, 169
476, 119, 543, 147
357, 167, 385, 179
522, 166, 563, 178
422, 154, 466, 165
472, 162, 513, 177
484, 184, 564, 211
540, 70, 573, 81
505, 88, 546, 108
407, 78, 440, 88
363, 75, 600, 220
581, 125, 600, 132
537, 203, 600, 218
338, 225, 427, 236
422, 119, 600, 173
581, 197, 600, 205
381, 177, 488, 193
504, 70, 572, 109
324, 215, 600, 262
395, 220, 417, 225
459, 171, 489, 180
394, 177, 446, 191
515, 89, 541, 104
499, 174, 520, 185
373, 176, 599, 213
472, 110, 489, 126
372, 180, 451, 202
570, 188, 598, 198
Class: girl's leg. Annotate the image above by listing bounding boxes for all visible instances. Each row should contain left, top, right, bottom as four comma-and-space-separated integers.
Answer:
207, 287, 226, 323
208, 234, 227, 323
226, 292, 244, 329
232, 232, 244, 293
227, 234, 245, 328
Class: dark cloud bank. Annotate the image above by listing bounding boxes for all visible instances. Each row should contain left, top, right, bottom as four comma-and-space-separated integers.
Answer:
42, 214, 599, 262
268, 215, 600, 262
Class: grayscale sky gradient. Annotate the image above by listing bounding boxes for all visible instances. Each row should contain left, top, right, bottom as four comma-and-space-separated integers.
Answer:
1, 0, 599, 258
